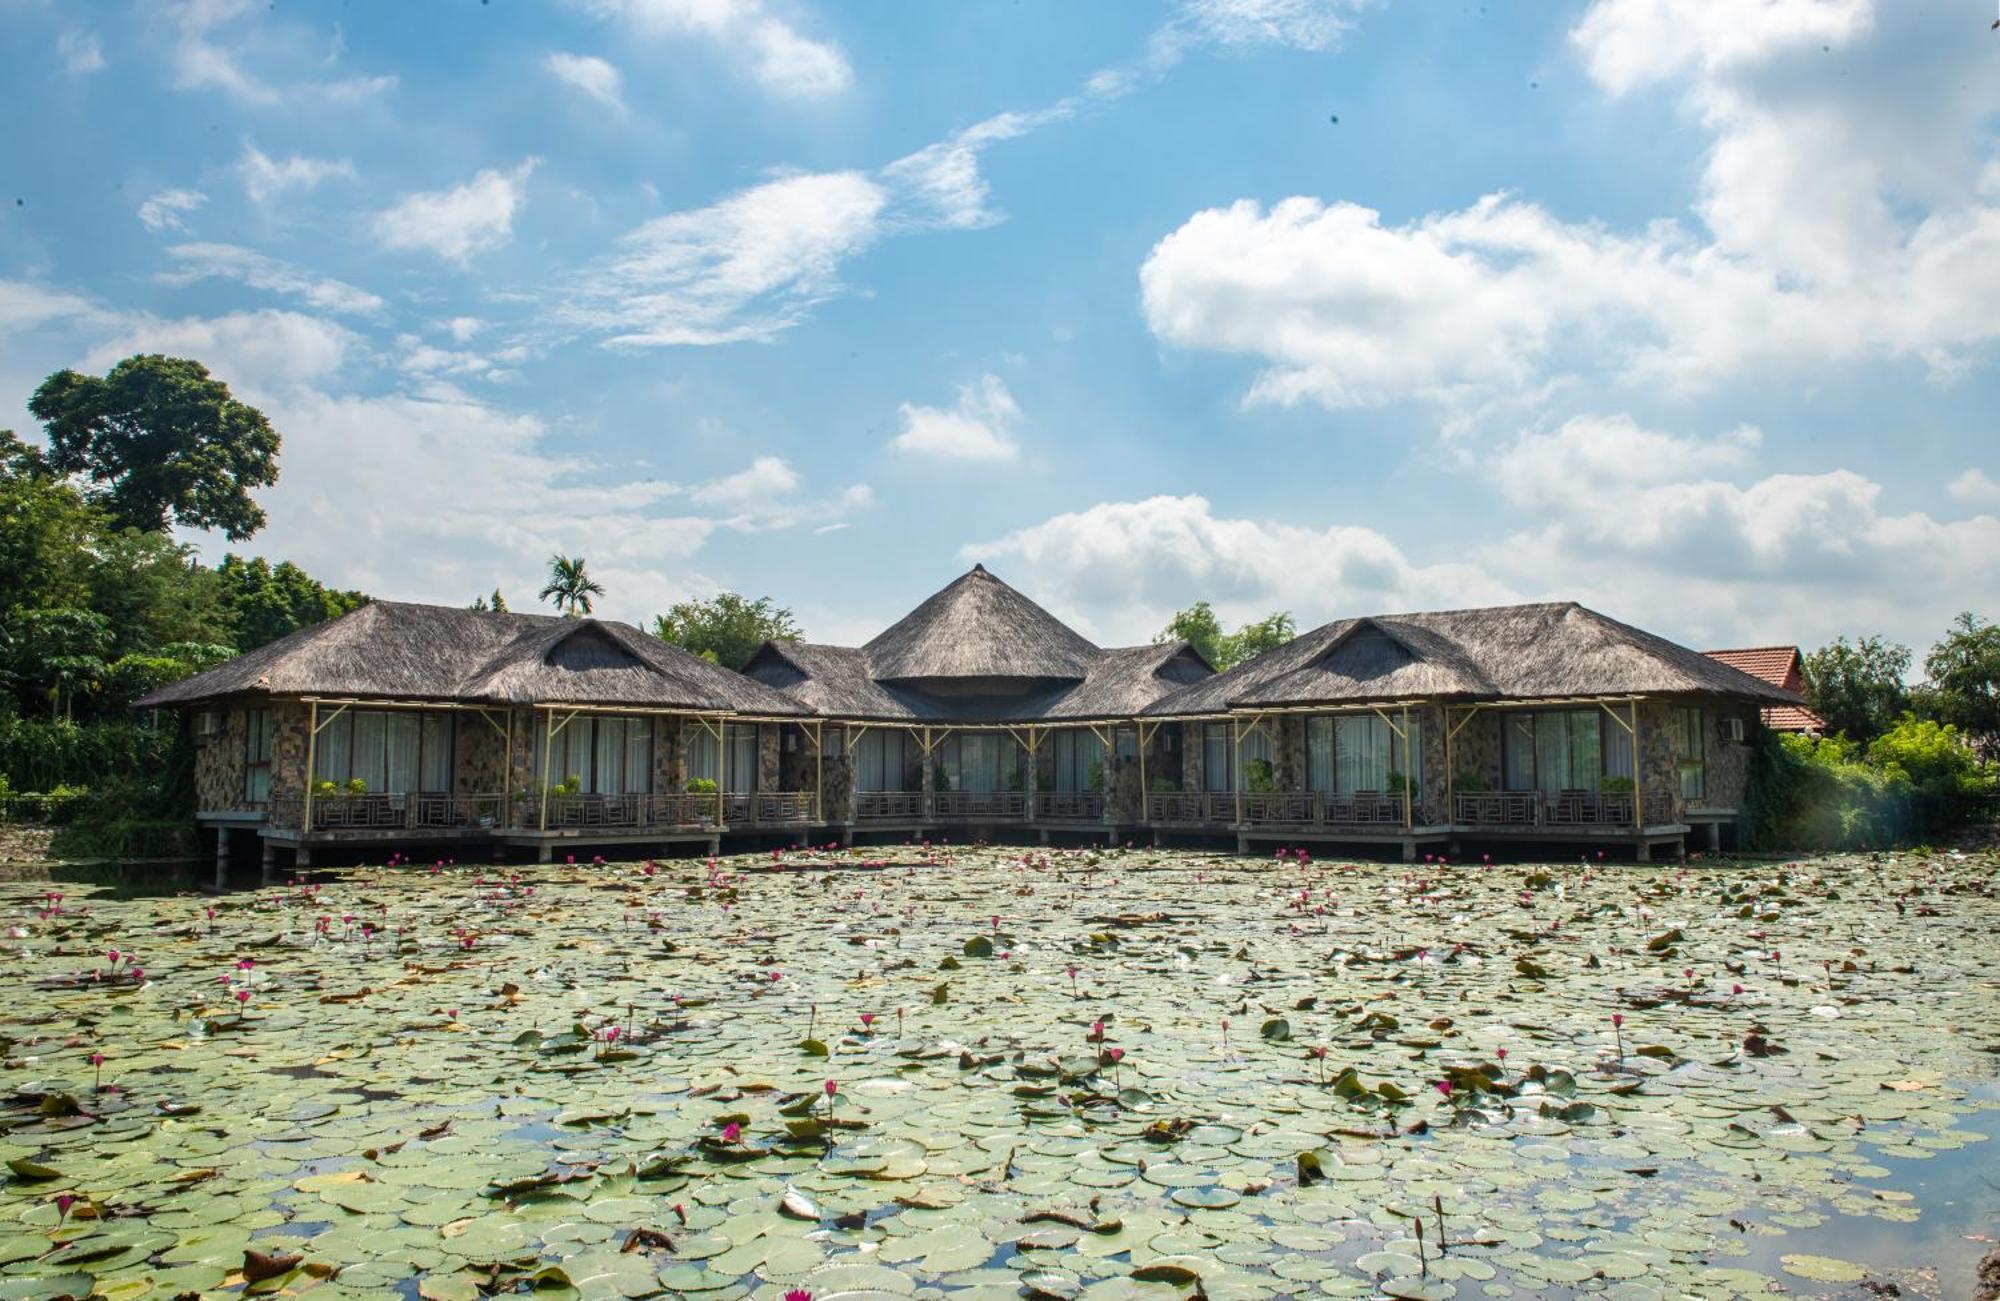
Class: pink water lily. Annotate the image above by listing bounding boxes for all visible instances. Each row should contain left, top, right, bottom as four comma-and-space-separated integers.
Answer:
721, 1122, 741, 1143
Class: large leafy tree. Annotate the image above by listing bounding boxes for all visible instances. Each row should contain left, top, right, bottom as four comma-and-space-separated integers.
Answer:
540, 554, 605, 618
1921, 612, 1999, 747
0, 431, 97, 618
213, 555, 366, 652
652, 593, 801, 670
1801, 635, 1911, 744
29, 354, 280, 540
6, 607, 113, 719
1154, 601, 1227, 670
1154, 602, 1297, 671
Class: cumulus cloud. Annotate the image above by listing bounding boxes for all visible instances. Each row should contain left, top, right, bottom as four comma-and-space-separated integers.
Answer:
79, 309, 358, 394
565, 170, 885, 345
1141, 1, 2000, 411
1946, 468, 2000, 508
576, 0, 850, 99
891, 374, 1023, 462
163, 0, 395, 107
159, 243, 384, 316
239, 144, 356, 205
137, 189, 207, 233
968, 494, 1512, 644
58, 30, 105, 74
372, 159, 538, 265
545, 51, 626, 111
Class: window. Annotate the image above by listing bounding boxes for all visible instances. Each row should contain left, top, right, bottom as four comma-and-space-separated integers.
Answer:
244, 707, 272, 804
534, 714, 654, 795
684, 728, 718, 787
854, 730, 917, 791
1202, 723, 1233, 792
1050, 728, 1105, 793
725, 724, 758, 793
1307, 714, 1423, 795
939, 732, 1019, 793
1676, 706, 1705, 801
314, 709, 455, 794
1500, 710, 1628, 795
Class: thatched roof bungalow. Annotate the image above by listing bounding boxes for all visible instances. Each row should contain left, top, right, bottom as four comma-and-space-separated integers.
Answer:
148, 567, 1804, 876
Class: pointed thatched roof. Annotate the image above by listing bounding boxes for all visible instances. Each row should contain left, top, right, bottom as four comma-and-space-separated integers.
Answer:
135, 600, 807, 714
1146, 602, 1802, 716
861, 564, 1099, 683
742, 638, 1214, 723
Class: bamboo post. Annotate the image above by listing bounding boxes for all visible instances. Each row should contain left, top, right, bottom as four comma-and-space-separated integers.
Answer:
302, 699, 319, 833
539, 708, 554, 833
503, 708, 513, 828
1402, 703, 1413, 831
812, 721, 823, 825
1233, 717, 1245, 827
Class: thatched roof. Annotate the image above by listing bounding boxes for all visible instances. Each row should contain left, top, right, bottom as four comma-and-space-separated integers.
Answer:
1147, 602, 1803, 716
742, 638, 1214, 723
862, 564, 1099, 683
135, 600, 807, 714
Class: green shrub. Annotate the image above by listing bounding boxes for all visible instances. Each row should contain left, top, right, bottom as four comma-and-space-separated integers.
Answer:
1246, 758, 1276, 793
1741, 726, 1914, 850
1866, 714, 1993, 796
685, 777, 718, 794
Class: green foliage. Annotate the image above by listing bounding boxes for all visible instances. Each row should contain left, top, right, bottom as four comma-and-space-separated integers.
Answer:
214, 554, 365, 652
1866, 714, 1993, 796
1919, 612, 1999, 746
469, 588, 510, 613
685, 777, 719, 794
652, 592, 802, 671
1245, 757, 1276, 793
1741, 726, 1914, 850
1801, 635, 1911, 744
540, 554, 605, 618
0, 716, 167, 795
1153, 602, 1298, 671
29, 354, 280, 540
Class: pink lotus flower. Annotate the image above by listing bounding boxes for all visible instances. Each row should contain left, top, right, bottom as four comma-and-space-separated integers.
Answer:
785, 1290, 812, 1301
1434, 1080, 1451, 1098
824, 1079, 837, 1096
721, 1122, 741, 1142
1106, 1047, 1124, 1062
859, 1013, 875, 1028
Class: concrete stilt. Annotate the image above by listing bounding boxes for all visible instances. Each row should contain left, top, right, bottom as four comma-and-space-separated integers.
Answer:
260, 839, 278, 886
1705, 821, 1722, 853
707, 836, 721, 858
535, 842, 553, 864
294, 845, 312, 868
1635, 840, 1652, 863
214, 827, 231, 892
1400, 838, 1417, 863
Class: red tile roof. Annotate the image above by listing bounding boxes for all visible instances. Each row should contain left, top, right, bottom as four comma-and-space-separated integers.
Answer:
1704, 646, 1825, 731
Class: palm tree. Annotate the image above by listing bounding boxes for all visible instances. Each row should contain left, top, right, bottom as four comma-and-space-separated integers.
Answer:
539, 554, 605, 618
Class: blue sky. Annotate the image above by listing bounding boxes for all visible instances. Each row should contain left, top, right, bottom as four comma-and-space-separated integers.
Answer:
2, 0, 1995, 656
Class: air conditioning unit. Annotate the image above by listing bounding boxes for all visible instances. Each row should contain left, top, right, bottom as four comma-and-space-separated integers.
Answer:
1719, 716, 1745, 743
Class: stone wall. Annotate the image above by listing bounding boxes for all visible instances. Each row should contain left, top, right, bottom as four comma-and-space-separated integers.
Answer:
271, 702, 307, 801
1270, 716, 1304, 791
1182, 721, 1206, 792
758, 724, 781, 793
656, 717, 690, 794
454, 713, 507, 795
194, 707, 248, 812
1700, 698, 1758, 812
821, 726, 854, 822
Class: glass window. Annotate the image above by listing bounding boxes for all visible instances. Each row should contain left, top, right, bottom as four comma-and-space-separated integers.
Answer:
244, 708, 272, 804
1202, 723, 1232, 792
725, 724, 758, 793
1676, 706, 1705, 800
314, 709, 453, 793
1051, 729, 1105, 793
1306, 717, 1334, 794
854, 730, 914, 792
684, 728, 718, 786
421, 714, 451, 792
1502, 710, 1614, 796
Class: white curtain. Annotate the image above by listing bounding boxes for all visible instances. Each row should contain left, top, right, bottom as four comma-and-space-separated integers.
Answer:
725, 726, 757, 792
420, 714, 451, 792
314, 714, 350, 784
1306, 717, 1334, 793
352, 712, 388, 793
1053, 729, 1104, 792
625, 719, 653, 794
684, 730, 718, 785
1335, 715, 1391, 793
384, 713, 419, 794
1202, 724, 1232, 792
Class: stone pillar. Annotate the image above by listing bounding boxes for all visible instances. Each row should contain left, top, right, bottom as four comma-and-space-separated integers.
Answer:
1024, 736, 1038, 821
920, 730, 935, 822
260, 838, 278, 886
213, 827, 230, 892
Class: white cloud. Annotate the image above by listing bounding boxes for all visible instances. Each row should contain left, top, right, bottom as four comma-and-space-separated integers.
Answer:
78, 309, 358, 394
1489, 414, 1760, 507
159, 243, 384, 316
442, 317, 485, 343
577, 0, 851, 99
163, 0, 395, 107
566, 170, 885, 345
238, 144, 355, 205
1947, 468, 2000, 508
137, 188, 207, 233
545, 51, 626, 112
58, 30, 105, 74
891, 374, 1023, 463
968, 494, 1513, 644
372, 159, 538, 265
1179, 0, 1366, 52
1141, 1, 2000, 411
691, 454, 801, 507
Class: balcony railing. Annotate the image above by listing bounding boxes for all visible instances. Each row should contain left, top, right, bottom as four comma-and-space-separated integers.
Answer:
854, 791, 923, 822
1036, 791, 1105, 821
932, 791, 1029, 821
1145, 792, 1237, 826
274, 793, 505, 833
1236, 791, 1416, 828
1455, 789, 1684, 829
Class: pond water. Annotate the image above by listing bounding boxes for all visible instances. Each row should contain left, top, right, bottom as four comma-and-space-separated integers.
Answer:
0, 846, 1993, 1300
